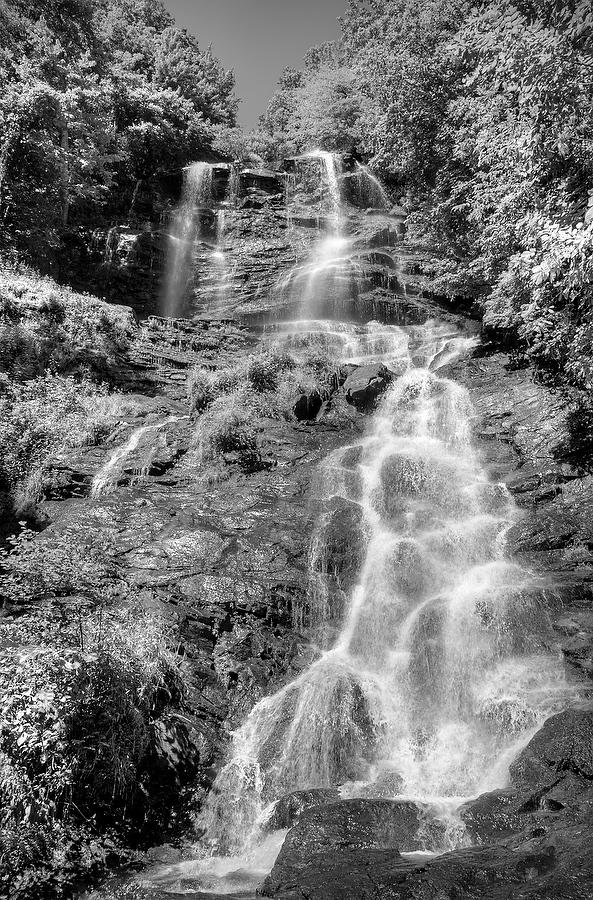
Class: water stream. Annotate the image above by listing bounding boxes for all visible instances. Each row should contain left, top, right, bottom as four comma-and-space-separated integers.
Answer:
163, 162, 213, 317
137, 153, 576, 896
90, 416, 186, 498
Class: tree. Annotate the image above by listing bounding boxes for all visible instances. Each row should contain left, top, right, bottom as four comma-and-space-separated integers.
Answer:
0, 0, 239, 260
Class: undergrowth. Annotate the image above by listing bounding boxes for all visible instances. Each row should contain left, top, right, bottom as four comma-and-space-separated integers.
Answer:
0, 268, 136, 517
187, 341, 339, 472
0, 530, 190, 900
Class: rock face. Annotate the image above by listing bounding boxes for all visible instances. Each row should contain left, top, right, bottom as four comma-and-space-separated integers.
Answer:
262, 844, 576, 900
265, 789, 341, 830
343, 363, 394, 409
262, 799, 422, 898
509, 709, 593, 791
31, 160, 593, 900
451, 351, 593, 680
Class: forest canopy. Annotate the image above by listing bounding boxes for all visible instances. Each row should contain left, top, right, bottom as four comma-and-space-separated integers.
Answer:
0, 0, 237, 257
257, 0, 593, 387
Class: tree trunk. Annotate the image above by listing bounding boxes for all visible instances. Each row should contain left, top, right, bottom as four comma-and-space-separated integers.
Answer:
60, 120, 70, 227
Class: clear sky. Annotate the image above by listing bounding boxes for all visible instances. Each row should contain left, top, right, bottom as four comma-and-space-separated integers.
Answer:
163, 0, 346, 129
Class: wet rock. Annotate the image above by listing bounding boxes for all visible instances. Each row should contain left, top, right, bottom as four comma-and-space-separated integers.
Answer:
313, 496, 367, 594
509, 709, 593, 792
343, 364, 393, 410
460, 789, 529, 842
238, 168, 284, 198
268, 799, 421, 871
265, 789, 341, 830
261, 848, 410, 900
262, 842, 581, 900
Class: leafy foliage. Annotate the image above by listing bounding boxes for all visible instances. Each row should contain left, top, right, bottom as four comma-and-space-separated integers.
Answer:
0, 269, 138, 512
0, 529, 188, 899
259, 0, 593, 388
0, 0, 237, 260
187, 343, 338, 474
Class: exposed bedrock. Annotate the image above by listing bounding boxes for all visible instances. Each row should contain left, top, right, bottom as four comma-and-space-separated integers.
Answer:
44, 159, 593, 900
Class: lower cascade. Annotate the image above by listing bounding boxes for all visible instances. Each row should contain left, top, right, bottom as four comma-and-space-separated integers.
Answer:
140, 318, 576, 895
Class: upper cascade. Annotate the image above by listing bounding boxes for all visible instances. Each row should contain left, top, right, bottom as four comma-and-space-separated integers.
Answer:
162, 162, 214, 317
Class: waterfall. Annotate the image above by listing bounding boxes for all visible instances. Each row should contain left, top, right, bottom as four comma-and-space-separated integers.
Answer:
196, 326, 573, 857
305, 149, 342, 229
139, 160, 577, 895
357, 163, 390, 209
162, 162, 213, 317
90, 415, 186, 497
210, 210, 230, 305
277, 152, 353, 322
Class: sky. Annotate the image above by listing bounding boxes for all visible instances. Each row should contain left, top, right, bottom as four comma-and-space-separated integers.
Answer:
163, 0, 346, 129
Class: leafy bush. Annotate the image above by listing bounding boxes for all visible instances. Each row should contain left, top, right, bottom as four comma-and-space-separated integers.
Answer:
483, 218, 593, 386
245, 349, 295, 393
0, 373, 114, 512
196, 390, 261, 471
187, 341, 339, 475
0, 532, 187, 899
0, 269, 135, 379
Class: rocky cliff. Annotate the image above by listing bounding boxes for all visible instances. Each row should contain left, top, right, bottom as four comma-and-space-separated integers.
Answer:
28, 157, 592, 900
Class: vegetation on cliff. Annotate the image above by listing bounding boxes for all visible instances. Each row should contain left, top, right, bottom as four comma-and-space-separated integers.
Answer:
0, 0, 237, 262
0, 271, 196, 899
258, 0, 593, 388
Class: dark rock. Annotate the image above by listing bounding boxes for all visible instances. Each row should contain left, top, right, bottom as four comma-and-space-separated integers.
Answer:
238, 168, 284, 197
265, 789, 341, 830
312, 496, 367, 595
509, 709, 593, 792
261, 848, 411, 900
460, 789, 528, 843
266, 799, 421, 879
261, 839, 593, 900
343, 364, 393, 410
293, 390, 322, 421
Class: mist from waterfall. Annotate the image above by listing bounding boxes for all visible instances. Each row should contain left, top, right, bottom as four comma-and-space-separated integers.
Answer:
162, 162, 213, 318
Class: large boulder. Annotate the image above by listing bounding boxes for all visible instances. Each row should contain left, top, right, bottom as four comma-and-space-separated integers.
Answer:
261, 843, 566, 900
509, 709, 593, 792
265, 789, 341, 831
459, 789, 529, 844
343, 364, 394, 410
261, 798, 422, 898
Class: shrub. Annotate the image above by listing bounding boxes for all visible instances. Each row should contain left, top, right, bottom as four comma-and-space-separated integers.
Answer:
197, 390, 261, 470
0, 374, 115, 512
245, 349, 295, 393
0, 269, 136, 380
0, 532, 185, 898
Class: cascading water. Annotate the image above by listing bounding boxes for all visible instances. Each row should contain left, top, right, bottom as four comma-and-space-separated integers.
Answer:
163, 162, 213, 317
308, 149, 342, 230
276, 152, 354, 322
195, 325, 573, 854
209, 209, 231, 305
90, 416, 186, 497
356, 162, 390, 210
139, 156, 577, 896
